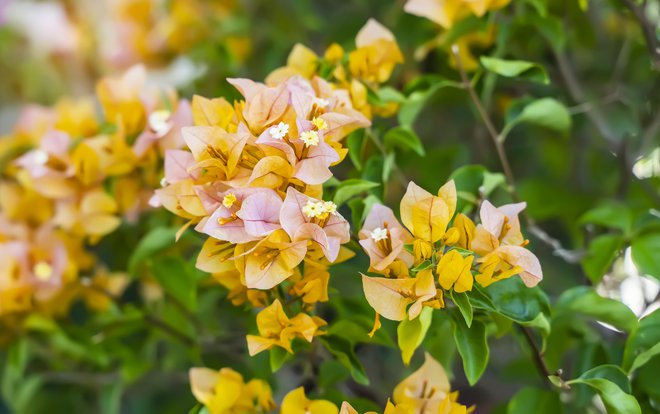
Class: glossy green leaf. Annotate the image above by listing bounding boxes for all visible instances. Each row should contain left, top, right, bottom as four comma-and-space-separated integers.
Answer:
507, 387, 562, 414
151, 256, 197, 311
384, 126, 425, 156
450, 291, 473, 328
555, 286, 637, 332
623, 309, 660, 370
320, 335, 369, 385
579, 202, 633, 233
503, 98, 571, 139
453, 316, 489, 385
581, 234, 624, 284
128, 227, 178, 275
567, 366, 641, 414
397, 307, 433, 365
631, 232, 660, 280
269, 347, 290, 373
347, 130, 365, 170
480, 57, 549, 84
333, 179, 380, 207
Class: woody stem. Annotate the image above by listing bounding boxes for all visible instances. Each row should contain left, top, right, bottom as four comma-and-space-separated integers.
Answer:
451, 44, 580, 264
451, 45, 517, 197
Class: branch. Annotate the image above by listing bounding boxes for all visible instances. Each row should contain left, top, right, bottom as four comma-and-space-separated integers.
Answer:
619, 0, 660, 70
451, 45, 580, 263
517, 325, 567, 388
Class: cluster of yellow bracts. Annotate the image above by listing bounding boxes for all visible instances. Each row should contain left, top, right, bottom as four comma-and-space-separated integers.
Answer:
190, 353, 472, 414
0, 64, 192, 330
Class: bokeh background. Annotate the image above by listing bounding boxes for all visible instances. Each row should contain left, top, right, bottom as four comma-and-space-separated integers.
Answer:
1, 0, 659, 413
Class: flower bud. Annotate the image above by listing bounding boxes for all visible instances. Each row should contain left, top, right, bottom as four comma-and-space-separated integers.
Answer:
413, 238, 433, 263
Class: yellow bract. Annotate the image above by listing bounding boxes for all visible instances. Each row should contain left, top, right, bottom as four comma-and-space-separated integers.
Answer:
281, 387, 339, 414
189, 367, 274, 414
246, 299, 326, 356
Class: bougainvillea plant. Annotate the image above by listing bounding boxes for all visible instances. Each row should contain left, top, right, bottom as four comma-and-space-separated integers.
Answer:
0, 0, 658, 413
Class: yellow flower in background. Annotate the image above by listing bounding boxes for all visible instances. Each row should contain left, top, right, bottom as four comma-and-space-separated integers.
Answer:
189, 367, 274, 414
349, 19, 404, 85
246, 299, 326, 356
281, 387, 338, 414
404, 0, 511, 29
393, 353, 472, 414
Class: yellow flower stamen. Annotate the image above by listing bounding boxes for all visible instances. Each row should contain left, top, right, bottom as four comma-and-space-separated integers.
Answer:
222, 193, 237, 208
312, 117, 328, 131
33, 261, 53, 281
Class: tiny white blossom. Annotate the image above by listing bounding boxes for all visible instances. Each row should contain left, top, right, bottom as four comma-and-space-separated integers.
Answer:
300, 130, 320, 147
314, 97, 330, 108
302, 200, 322, 218
370, 227, 389, 242
149, 110, 172, 136
269, 122, 289, 139
33, 149, 49, 165
322, 201, 337, 215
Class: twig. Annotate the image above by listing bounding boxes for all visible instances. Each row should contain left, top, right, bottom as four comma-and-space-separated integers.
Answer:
451, 45, 579, 262
366, 128, 409, 189
144, 314, 196, 347
618, 0, 660, 70
517, 325, 564, 387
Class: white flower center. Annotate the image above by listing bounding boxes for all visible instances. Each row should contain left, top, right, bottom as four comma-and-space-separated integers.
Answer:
269, 122, 289, 139
300, 130, 319, 147
302, 199, 337, 219
370, 227, 388, 242
33, 261, 53, 281
149, 110, 172, 136
33, 149, 49, 165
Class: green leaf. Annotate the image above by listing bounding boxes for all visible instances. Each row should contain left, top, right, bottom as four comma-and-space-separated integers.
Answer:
398, 80, 463, 127
567, 366, 641, 414
452, 316, 489, 385
631, 232, 660, 280
320, 335, 369, 385
318, 360, 350, 388
555, 286, 638, 332
450, 291, 473, 328
397, 307, 433, 365
480, 57, 549, 84
347, 130, 365, 170
629, 342, 660, 374
581, 234, 624, 284
333, 179, 380, 207
623, 309, 660, 370
128, 227, 178, 275
383, 126, 425, 156
269, 347, 291, 372
503, 98, 571, 139
579, 202, 633, 233
507, 387, 563, 414
150, 256, 197, 311
477, 278, 551, 324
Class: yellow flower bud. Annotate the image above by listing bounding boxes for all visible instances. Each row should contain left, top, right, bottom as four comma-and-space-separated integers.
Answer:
413, 238, 434, 263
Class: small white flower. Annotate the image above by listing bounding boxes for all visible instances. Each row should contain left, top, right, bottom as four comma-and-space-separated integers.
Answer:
300, 130, 320, 147
149, 110, 172, 136
159, 177, 168, 187
314, 97, 330, 108
322, 201, 337, 215
33, 149, 49, 165
370, 227, 388, 242
302, 200, 322, 218
269, 122, 289, 139
33, 261, 53, 281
